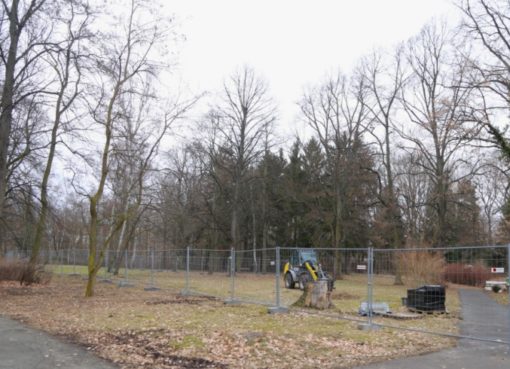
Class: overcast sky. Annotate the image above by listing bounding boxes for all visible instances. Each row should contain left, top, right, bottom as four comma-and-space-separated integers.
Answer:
165, 0, 458, 139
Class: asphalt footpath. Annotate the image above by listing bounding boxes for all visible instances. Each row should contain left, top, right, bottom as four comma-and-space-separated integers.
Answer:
0, 316, 117, 369
354, 289, 510, 369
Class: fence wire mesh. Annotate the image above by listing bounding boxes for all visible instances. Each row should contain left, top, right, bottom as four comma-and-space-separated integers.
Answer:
187, 248, 231, 299
372, 246, 509, 344
6, 244, 510, 345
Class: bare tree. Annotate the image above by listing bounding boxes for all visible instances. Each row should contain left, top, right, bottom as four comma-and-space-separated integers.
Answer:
399, 22, 481, 246
361, 48, 406, 240
108, 88, 196, 275
299, 71, 374, 276
4, 95, 46, 205
395, 152, 431, 246
475, 159, 510, 244
82, 0, 175, 297
207, 66, 276, 251
30, 0, 91, 265
360, 47, 406, 282
0, 0, 48, 218
460, 0, 510, 159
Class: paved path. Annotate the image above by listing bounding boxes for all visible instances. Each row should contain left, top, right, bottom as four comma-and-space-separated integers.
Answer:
0, 316, 117, 369
355, 289, 510, 369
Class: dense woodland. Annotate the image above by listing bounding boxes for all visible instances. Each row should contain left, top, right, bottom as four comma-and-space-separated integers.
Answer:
1, 0, 510, 295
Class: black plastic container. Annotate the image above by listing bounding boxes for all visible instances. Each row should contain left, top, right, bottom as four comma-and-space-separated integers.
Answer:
406, 285, 445, 312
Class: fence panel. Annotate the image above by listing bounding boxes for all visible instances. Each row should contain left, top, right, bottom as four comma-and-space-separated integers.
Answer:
372, 246, 509, 344
9, 244, 509, 345
233, 248, 277, 306
187, 248, 231, 299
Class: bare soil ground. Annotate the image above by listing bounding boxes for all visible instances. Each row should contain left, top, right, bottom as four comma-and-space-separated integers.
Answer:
0, 274, 460, 369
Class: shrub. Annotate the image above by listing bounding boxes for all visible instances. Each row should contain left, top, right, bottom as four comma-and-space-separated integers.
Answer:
398, 251, 445, 285
0, 258, 23, 281
492, 284, 502, 293
443, 263, 490, 287
0, 258, 50, 285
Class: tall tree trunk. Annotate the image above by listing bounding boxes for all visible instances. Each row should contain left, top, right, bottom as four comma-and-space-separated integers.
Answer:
85, 267, 98, 296
31, 82, 67, 265
231, 178, 240, 251
262, 224, 268, 274
261, 155, 268, 273
0, 1, 21, 218
85, 196, 100, 297
333, 161, 343, 279
85, 82, 118, 297
113, 201, 129, 275
250, 183, 258, 273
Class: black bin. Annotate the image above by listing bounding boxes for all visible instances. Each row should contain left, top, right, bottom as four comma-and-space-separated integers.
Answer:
406, 285, 445, 312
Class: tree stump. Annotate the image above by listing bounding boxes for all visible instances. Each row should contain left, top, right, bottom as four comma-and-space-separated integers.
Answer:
293, 279, 333, 309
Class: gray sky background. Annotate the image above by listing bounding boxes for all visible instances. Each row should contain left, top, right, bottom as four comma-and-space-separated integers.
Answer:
164, 0, 459, 139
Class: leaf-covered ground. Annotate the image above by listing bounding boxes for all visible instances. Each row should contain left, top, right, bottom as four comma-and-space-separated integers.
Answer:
0, 276, 459, 369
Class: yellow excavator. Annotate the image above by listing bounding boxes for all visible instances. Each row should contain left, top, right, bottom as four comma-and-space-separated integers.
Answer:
283, 249, 334, 291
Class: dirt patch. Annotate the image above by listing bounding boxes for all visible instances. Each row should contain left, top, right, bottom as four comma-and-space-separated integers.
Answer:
95, 330, 227, 369
0, 276, 459, 369
146, 295, 219, 306
332, 292, 360, 300
0, 281, 49, 295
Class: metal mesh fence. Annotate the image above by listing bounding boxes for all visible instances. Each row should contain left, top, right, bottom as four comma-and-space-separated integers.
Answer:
231, 248, 277, 306
372, 246, 509, 344
187, 249, 231, 299
4, 244, 509, 345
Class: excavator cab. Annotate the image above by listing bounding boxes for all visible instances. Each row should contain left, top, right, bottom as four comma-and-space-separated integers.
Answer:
283, 249, 334, 291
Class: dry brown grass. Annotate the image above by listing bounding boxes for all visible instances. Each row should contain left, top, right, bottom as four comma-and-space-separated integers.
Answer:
488, 289, 509, 305
0, 274, 460, 369
0, 258, 49, 285
397, 251, 445, 285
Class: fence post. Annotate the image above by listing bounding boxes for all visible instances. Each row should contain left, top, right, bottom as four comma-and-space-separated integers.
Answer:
70, 247, 78, 276
368, 247, 374, 328
73, 248, 76, 275
145, 248, 160, 291
230, 247, 235, 301
224, 247, 240, 305
182, 246, 190, 295
268, 247, 288, 314
359, 247, 377, 331
118, 248, 133, 287
100, 249, 112, 283
125, 248, 129, 280
104, 249, 109, 278
276, 246, 281, 308
59, 250, 64, 276
151, 249, 155, 285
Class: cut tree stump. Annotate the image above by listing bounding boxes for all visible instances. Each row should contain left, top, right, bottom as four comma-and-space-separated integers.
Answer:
293, 279, 333, 310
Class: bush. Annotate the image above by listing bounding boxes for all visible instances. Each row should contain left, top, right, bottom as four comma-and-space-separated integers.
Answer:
443, 263, 490, 287
492, 284, 502, 293
0, 258, 50, 285
398, 251, 445, 285
0, 259, 23, 281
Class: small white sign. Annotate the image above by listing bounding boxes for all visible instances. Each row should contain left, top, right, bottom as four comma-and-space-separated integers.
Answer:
357, 265, 367, 271
270, 260, 275, 266
491, 267, 505, 273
